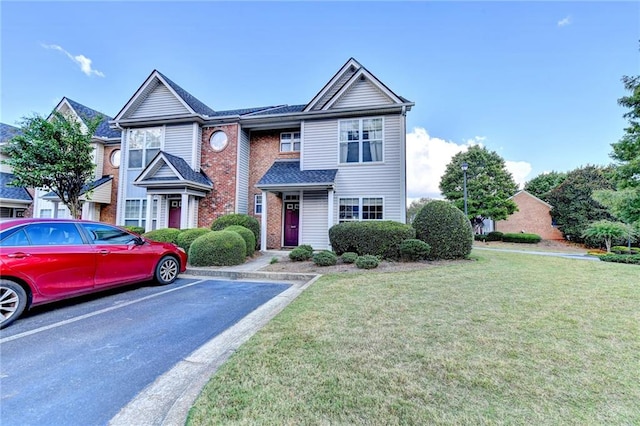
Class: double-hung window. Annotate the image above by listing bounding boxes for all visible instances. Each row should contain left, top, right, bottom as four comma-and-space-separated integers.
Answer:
128, 128, 162, 168
280, 132, 301, 152
339, 118, 383, 163
339, 197, 384, 222
254, 194, 263, 214
124, 199, 147, 228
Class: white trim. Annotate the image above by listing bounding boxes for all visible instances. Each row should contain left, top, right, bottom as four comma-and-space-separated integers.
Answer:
254, 193, 263, 215
300, 121, 305, 171
337, 117, 384, 165
235, 123, 241, 213
260, 190, 267, 251
322, 68, 403, 111
304, 58, 362, 112
400, 106, 407, 223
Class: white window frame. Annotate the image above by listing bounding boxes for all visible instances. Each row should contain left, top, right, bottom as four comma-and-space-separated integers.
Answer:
338, 117, 383, 164
124, 199, 148, 227
254, 194, 263, 215
280, 131, 301, 152
338, 197, 384, 222
128, 127, 163, 169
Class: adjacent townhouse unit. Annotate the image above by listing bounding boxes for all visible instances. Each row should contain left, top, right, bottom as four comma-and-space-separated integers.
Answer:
0, 123, 33, 218
110, 58, 413, 250
31, 98, 122, 222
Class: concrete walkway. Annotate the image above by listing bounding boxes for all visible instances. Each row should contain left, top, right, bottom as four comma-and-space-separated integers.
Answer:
110, 250, 320, 426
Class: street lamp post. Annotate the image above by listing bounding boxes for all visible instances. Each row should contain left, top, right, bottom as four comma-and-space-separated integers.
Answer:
461, 162, 468, 216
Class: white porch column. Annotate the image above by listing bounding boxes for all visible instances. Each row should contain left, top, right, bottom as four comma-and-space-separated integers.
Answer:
81, 202, 91, 220
327, 188, 334, 250
260, 190, 268, 252
180, 193, 189, 229
53, 202, 59, 218
145, 194, 153, 232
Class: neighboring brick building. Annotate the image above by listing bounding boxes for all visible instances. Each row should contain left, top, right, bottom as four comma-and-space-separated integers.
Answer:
495, 190, 564, 240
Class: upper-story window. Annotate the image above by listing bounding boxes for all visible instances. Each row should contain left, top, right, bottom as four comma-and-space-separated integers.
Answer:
339, 118, 383, 164
280, 132, 300, 152
128, 128, 162, 168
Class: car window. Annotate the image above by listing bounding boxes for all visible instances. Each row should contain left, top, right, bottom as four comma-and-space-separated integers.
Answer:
81, 223, 137, 245
24, 223, 84, 246
1, 228, 29, 247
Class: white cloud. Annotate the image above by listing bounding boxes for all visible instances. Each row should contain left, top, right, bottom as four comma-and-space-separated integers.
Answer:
557, 16, 571, 27
42, 43, 105, 77
406, 127, 532, 204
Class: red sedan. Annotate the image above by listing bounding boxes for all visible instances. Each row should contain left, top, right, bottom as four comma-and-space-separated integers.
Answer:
0, 218, 188, 328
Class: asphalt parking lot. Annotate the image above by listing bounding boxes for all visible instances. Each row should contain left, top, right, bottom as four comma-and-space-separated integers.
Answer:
0, 276, 307, 426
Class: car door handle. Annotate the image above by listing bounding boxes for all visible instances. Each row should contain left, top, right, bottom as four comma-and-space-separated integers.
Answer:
7, 252, 30, 259
99, 250, 110, 255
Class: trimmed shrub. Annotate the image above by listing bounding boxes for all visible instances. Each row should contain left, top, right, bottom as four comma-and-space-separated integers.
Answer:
224, 225, 256, 257
211, 214, 260, 249
341, 252, 358, 264
486, 231, 504, 242
412, 200, 473, 260
328, 221, 416, 260
142, 228, 181, 244
312, 250, 338, 266
289, 247, 313, 262
474, 234, 488, 242
355, 254, 379, 269
176, 228, 212, 252
399, 239, 431, 261
123, 226, 145, 235
501, 233, 542, 244
599, 254, 640, 265
189, 230, 246, 267
611, 246, 640, 255
297, 245, 314, 256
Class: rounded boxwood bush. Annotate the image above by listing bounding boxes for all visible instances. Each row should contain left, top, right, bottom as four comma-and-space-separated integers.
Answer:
289, 246, 313, 261
328, 221, 416, 260
123, 225, 145, 235
399, 239, 431, 261
355, 254, 379, 269
176, 228, 212, 252
312, 250, 338, 266
142, 228, 181, 244
341, 252, 358, 264
297, 245, 314, 256
412, 200, 473, 260
224, 225, 256, 257
189, 230, 246, 266
211, 214, 260, 249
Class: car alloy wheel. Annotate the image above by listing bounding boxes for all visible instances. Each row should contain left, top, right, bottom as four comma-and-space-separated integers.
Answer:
0, 280, 27, 328
155, 256, 179, 285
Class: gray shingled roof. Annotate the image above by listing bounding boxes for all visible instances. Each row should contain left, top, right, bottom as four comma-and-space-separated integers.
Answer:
246, 105, 306, 116
257, 160, 337, 187
156, 71, 217, 117
64, 98, 121, 139
0, 123, 21, 144
159, 151, 213, 187
0, 172, 32, 201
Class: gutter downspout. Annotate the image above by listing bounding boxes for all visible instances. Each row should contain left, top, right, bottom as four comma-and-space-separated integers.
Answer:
400, 105, 407, 224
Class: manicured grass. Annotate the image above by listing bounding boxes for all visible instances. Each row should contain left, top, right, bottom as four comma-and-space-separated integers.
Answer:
187, 250, 640, 425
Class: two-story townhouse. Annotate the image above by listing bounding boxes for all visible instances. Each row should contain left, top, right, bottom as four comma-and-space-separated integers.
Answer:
0, 123, 33, 218
33, 98, 122, 222
110, 58, 413, 250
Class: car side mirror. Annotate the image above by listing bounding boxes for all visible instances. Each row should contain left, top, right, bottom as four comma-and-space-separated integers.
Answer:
133, 236, 146, 246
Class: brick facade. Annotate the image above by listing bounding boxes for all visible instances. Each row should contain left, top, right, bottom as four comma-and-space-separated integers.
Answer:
248, 129, 300, 249
198, 124, 239, 228
495, 191, 564, 240
99, 145, 120, 224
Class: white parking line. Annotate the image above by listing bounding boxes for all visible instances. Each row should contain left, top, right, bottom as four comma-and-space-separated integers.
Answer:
0, 279, 208, 344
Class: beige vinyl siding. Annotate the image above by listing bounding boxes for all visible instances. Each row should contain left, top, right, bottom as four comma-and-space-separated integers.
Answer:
301, 119, 338, 169
130, 84, 190, 119
301, 190, 329, 249
164, 124, 195, 166
236, 128, 250, 214
332, 114, 404, 223
332, 79, 393, 109
80, 181, 112, 204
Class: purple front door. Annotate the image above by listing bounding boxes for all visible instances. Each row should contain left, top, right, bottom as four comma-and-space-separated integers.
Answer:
168, 200, 181, 229
284, 202, 299, 246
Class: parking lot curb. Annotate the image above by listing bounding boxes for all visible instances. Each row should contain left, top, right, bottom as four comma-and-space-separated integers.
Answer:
185, 267, 318, 283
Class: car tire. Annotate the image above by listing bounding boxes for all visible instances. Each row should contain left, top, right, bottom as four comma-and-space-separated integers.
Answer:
154, 256, 180, 285
1, 280, 28, 329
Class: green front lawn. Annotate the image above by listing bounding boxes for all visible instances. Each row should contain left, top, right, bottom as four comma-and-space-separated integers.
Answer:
187, 250, 640, 425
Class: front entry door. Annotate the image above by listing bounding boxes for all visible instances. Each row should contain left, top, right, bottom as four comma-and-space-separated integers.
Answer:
284, 202, 299, 246
168, 200, 181, 229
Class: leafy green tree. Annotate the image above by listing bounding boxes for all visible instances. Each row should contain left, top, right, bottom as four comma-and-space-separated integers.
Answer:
592, 189, 640, 226
524, 171, 567, 203
2, 112, 99, 218
406, 197, 432, 224
439, 145, 518, 221
547, 165, 615, 242
582, 220, 632, 253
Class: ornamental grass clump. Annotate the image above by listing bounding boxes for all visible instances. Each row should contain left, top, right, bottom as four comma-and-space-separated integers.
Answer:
189, 230, 246, 266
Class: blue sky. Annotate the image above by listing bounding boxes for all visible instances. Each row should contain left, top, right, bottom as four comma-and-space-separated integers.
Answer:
1, 1, 638, 200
